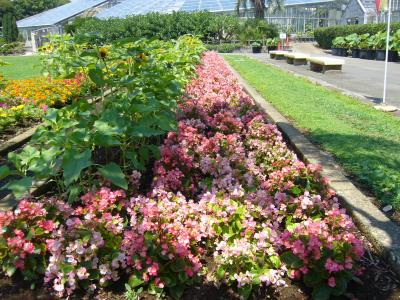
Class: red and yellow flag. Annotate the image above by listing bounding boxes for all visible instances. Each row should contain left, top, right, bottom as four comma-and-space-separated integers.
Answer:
376, 0, 388, 11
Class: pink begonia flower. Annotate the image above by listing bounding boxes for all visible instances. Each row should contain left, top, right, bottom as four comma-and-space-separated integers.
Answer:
77, 267, 89, 280
328, 276, 336, 287
23, 242, 35, 254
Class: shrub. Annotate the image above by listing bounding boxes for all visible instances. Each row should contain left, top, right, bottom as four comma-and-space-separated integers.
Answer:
205, 43, 242, 53
0, 41, 24, 55
74, 12, 241, 44
314, 22, 400, 49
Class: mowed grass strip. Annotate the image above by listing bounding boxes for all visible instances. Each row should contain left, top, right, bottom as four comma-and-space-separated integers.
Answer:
0, 55, 42, 79
224, 54, 400, 209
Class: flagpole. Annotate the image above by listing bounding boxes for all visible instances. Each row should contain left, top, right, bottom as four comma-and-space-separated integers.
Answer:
382, 0, 392, 105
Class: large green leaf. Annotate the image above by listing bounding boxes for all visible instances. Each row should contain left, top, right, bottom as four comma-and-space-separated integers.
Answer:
128, 274, 144, 288
6, 177, 33, 199
0, 166, 11, 180
312, 285, 332, 300
88, 68, 106, 87
62, 149, 92, 186
99, 163, 128, 190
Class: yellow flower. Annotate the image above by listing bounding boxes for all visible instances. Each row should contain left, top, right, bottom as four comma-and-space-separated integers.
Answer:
11, 104, 24, 111
99, 47, 109, 59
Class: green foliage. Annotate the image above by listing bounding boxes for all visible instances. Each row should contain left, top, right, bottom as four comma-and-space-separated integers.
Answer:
314, 22, 400, 49
2, 13, 18, 43
237, 18, 278, 43
0, 41, 25, 55
74, 12, 241, 44
344, 33, 361, 49
4, 34, 205, 200
224, 54, 400, 210
12, 0, 68, 20
332, 36, 346, 48
205, 43, 242, 53
0, 0, 14, 24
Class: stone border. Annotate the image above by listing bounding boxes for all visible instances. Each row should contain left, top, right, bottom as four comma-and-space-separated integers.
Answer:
0, 126, 39, 156
223, 57, 400, 275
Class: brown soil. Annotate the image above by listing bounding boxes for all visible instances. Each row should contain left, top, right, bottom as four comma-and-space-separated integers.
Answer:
0, 120, 40, 146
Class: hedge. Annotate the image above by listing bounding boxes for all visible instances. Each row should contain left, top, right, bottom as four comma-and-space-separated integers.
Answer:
73, 11, 241, 44
71, 12, 278, 45
314, 22, 400, 48
205, 43, 242, 53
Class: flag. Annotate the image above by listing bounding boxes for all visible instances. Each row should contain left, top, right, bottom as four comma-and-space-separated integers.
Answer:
376, 0, 381, 11
377, 0, 389, 11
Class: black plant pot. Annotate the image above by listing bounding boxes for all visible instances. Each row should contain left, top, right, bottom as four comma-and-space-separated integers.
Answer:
252, 46, 262, 54
331, 47, 339, 55
267, 46, 277, 53
351, 49, 360, 58
376, 50, 399, 62
338, 48, 348, 56
360, 49, 375, 60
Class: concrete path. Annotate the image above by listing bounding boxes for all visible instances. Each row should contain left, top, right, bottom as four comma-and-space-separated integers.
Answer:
245, 51, 400, 109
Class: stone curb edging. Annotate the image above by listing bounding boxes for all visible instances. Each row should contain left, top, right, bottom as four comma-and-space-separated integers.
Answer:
0, 126, 39, 157
222, 57, 400, 276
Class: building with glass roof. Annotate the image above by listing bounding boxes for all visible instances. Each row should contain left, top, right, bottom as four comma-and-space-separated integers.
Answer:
95, 0, 341, 32
17, 0, 118, 48
17, 0, 344, 49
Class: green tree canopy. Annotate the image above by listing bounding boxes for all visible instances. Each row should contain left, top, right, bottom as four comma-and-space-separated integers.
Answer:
0, 0, 15, 24
12, 0, 69, 20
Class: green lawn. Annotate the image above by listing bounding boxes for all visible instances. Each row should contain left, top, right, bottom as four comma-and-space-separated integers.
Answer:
0, 55, 42, 79
224, 54, 400, 209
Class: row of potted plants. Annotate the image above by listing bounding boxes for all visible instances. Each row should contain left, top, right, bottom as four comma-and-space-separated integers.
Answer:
332, 30, 400, 61
251, 38, 279, 53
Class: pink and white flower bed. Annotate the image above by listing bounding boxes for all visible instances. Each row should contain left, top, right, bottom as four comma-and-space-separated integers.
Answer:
0, 52, 364, 299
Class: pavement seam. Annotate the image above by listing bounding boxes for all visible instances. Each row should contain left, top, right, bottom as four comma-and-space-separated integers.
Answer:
222, 56, 400, 276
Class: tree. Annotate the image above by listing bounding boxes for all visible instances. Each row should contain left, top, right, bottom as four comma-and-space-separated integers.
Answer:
2, 13, 19, 42
236, 0, 285, 19
0, 0, 14, 25
13, 0, 69, 20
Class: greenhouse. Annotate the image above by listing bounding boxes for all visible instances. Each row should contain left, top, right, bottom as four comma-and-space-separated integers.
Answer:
16, 0, 117, 50
96, 0, 340, 32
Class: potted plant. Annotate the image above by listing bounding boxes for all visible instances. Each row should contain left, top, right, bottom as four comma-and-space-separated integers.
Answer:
374, 30, 399, 62
390, 29, 400, 62
359, 33, 374, 59
345, 33, 361, 58
332, 36, 347, 56
251, 41, 262, 53
266, 37, 278, 52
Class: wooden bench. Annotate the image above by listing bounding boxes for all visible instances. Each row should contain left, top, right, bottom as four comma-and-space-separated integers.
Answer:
307, 57, 345, 73
269, 50, 290, 60
284, 52, 310, 65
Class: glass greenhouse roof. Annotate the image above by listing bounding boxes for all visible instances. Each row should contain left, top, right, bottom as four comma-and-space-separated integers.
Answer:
96, 0, 334, 19
17, 0, 109, 28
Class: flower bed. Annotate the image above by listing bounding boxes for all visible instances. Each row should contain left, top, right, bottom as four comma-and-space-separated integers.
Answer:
0, 52, 364, 300
0, 75, 85, 134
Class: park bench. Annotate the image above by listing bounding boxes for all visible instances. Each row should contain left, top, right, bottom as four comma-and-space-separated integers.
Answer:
284, 52, 310, 65
307, 56, 345, 73
269, 50, 289, 60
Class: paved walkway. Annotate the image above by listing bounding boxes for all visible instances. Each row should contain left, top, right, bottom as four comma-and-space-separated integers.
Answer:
245, 50, 400, 110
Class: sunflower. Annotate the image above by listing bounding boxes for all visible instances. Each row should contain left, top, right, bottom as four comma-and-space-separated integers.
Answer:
99, 47, 109, 59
